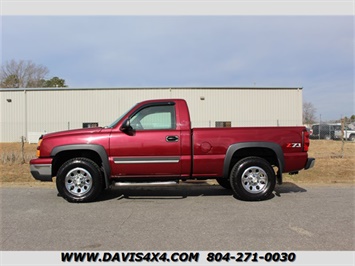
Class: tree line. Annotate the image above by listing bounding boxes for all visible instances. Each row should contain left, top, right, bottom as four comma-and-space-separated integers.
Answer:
303, 101, 354, 125
0, 59, 67, 88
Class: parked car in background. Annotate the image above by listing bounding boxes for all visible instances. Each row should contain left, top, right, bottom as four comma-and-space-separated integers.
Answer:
310, 123, 341, 140
334, 127, 355, 141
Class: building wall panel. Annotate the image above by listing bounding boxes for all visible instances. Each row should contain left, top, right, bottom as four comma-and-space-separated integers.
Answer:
1, 91, 27, 142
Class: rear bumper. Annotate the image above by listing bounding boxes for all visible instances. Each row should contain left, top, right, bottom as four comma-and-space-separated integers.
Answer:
304, 158, 315, 170
30, 158, 53, 181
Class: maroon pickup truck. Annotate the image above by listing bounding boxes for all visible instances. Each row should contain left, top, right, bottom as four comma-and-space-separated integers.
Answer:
30, 98, 315, 202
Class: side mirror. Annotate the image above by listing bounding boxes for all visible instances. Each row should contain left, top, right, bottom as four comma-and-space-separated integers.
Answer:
120, 119, 132, 132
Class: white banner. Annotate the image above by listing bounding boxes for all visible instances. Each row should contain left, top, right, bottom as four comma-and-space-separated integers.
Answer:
0, 251, 354, 266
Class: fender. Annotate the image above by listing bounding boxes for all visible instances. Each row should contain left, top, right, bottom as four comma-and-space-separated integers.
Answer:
51, 144, 111, 188
223, 142, 285, 184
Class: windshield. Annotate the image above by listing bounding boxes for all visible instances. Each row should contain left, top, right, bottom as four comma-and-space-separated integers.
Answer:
107, 104, 137, 128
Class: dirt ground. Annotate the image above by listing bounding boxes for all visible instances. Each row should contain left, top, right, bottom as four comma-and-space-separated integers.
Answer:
0, 140, 354, 187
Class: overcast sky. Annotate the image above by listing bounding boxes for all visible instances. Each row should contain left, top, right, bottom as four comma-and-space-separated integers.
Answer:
1, 15, 353, 120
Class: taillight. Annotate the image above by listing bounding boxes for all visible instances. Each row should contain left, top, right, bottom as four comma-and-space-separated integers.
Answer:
303, 130, 310, 152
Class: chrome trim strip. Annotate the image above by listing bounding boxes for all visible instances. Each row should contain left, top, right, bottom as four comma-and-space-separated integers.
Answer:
114, 157, 180, 164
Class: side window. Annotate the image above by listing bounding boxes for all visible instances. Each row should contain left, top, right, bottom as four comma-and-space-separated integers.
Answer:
130, 105, 176, 130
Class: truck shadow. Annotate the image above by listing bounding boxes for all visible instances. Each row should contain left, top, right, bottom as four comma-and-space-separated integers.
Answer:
274, 182, 308, 196
97, 181, 307, 202
98, 182, 232, 201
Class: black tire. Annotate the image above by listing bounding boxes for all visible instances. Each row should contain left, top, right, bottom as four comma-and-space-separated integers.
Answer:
230, 156, 275, 201
56, 157, 103, 203
216, 178, 232, 189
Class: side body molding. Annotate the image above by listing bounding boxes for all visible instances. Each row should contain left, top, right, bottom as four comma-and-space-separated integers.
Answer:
223, 142, 285, 184
51, 144, 111, 188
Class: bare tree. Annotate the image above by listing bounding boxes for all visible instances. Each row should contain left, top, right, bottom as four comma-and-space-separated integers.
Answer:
303, 101, 317, 125
0, 59, 49, 88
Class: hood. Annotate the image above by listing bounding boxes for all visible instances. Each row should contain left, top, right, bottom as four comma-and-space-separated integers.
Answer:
42, 127, 104, 139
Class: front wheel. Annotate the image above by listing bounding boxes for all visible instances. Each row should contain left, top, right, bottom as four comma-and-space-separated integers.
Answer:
230, 157, 276, 201
56, 157, 103, 202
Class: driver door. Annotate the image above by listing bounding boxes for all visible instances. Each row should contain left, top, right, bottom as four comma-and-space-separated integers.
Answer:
109, 103, 181, 178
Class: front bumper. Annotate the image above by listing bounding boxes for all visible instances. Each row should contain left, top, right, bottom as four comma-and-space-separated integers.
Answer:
30, 158, 53, 181
304, 157, 315, 170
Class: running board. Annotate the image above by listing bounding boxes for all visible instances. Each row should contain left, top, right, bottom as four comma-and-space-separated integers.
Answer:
114, 181, 179, 187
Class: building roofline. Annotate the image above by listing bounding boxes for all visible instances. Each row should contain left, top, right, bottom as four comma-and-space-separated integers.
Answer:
0, 86, 303, 92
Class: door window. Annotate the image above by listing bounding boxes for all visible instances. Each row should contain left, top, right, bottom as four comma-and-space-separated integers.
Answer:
130, 105, 176, 130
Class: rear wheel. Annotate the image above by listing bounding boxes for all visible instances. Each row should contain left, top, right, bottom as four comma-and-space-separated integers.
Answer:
56, 157, 103, 202
230, 157, 275, 201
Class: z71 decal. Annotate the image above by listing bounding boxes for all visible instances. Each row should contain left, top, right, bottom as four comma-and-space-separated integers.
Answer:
286, 143, 301, 148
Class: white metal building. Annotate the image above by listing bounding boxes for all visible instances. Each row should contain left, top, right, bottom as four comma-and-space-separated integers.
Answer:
0, 87, 303, 142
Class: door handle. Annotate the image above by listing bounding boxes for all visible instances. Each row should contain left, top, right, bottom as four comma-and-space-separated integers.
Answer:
166, 135, 179, 142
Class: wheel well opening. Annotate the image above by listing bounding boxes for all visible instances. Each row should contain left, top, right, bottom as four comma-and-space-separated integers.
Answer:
229, 147, 279, 175
52, 150, 102, 177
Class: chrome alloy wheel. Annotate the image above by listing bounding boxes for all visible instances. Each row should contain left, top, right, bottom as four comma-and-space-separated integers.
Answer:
241, 166, 268, 194
65, 167, 93, 196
